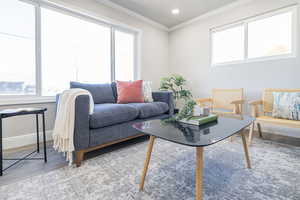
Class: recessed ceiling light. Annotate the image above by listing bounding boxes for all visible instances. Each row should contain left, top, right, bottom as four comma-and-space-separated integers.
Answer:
172, 9, 180, 15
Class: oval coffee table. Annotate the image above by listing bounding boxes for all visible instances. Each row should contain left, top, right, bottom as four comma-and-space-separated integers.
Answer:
133, 115, 254, 200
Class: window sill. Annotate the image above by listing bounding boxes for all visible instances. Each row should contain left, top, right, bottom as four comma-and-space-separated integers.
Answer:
211, 53, 297, 67
0, 97, 56, 106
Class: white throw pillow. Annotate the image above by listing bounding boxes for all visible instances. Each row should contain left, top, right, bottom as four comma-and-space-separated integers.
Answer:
143, 81, 153, 102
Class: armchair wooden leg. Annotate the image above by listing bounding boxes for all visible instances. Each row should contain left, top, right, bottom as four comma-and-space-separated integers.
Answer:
248, 122, 254, 146
75, 150, 84, 167
257, 123, 263, 138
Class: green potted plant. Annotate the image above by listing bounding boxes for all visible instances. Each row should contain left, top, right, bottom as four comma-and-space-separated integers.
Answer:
159, 74, 192, 113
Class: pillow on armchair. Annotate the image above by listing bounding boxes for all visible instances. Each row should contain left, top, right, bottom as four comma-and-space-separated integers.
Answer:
272, 92, 300, 120
116, 80, 144, 104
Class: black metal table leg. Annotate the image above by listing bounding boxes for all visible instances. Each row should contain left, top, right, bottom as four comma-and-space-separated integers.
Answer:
36, 114, 40, 153
0, 117, 2, 176
42, 112, 47, 163
0, 108, 47, 176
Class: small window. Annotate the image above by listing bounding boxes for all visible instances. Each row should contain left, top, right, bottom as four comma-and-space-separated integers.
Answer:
212, 25, 244, 64
211, 6, 296, 66
248, 12, 293, 59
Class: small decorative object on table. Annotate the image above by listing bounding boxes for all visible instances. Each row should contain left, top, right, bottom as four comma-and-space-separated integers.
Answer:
180, 114, 218, 126
193, 104, 202, 116
201, 107, 211, 116
165, 99, 218, 126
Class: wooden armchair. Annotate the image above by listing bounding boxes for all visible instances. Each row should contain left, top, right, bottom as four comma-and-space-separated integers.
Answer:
196, 89, 245, 115
249, 89, 300, 145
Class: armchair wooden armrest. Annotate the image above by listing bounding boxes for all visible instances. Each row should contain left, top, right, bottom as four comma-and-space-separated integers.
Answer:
249, 99, 263, 117
196, 98, 212, 107
230, 99, 245, 105
230, 99, 245, 115
249, 100, 263, 105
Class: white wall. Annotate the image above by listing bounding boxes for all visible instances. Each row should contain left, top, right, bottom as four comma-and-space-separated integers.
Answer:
2, 0, 169, 149
169, 0, 300, 137
4, 0, 300, 149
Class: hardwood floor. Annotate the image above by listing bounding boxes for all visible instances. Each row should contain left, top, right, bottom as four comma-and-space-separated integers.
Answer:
0, 132, 299, 187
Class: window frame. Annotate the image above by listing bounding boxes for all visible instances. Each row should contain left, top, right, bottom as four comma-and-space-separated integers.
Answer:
0, 0, 140, 105
210, 5, 297, 67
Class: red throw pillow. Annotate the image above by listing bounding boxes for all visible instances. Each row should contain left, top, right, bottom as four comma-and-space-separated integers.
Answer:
116, 80, 144, 104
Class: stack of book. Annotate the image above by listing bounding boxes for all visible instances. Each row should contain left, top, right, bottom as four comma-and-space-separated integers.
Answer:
179, 114, 218, 126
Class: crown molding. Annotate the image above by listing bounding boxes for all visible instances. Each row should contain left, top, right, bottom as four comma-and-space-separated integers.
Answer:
169, 0, 254, 32
97, 0, 169, 31
97, 0, 254, 32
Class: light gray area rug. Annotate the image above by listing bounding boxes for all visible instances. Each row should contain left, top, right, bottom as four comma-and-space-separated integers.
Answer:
0, 137, 300, 200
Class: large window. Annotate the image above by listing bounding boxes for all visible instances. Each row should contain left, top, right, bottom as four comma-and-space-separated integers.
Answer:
0, 0, 36, 95
0, 0, 138, 99
211, 6, 296, 66
41, 8, 112, 96
115, 30, 135, 81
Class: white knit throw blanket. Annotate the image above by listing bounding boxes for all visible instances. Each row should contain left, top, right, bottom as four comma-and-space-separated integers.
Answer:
53, 89, 94, 165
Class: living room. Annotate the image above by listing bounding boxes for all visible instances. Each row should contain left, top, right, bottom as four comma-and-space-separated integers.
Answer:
0, 0, 299, 199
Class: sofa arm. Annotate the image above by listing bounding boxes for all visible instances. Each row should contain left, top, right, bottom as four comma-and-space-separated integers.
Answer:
56, 94, 91, 151
152, 91, 174, 116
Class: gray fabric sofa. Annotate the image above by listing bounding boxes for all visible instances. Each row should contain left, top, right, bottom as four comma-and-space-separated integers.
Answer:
56, 82, 174, 166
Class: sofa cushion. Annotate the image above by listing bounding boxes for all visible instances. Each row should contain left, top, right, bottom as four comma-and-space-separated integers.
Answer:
128, 102, 169, 119
111, 82, 118, 101
116, 80, 144, 104
90, 104, 139, 129
70, 82, 115, 104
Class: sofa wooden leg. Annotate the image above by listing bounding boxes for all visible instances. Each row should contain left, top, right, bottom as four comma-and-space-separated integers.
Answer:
75, 151, 84, 167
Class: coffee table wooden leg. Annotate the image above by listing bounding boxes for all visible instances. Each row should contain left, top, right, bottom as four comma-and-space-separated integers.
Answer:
241, 132, 251, 169
248, 122, 254, 146
196, 147, 204, 200
140, 136, 156, 191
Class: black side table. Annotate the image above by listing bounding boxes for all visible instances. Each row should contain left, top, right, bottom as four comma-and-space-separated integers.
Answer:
0, 108, 47, 176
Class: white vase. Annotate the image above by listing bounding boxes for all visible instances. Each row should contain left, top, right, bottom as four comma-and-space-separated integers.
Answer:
193, 105, 202, 116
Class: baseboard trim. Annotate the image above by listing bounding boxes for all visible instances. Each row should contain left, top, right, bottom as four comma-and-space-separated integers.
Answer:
3, 130, 53, 150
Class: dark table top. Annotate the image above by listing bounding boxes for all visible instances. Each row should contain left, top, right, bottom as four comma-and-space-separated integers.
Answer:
133, 115, 254, 147
0, 108, 47, 118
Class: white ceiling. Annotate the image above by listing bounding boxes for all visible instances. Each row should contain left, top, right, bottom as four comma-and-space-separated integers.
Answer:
107, 0, 239, 28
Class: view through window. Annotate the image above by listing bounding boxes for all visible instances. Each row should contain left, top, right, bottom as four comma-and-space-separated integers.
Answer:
0, 0, 36, 95
211, 7, 296, 65
41, 8, 111, 96
115, 30, 135, 81
248, 12, 292, 59
0, 0, 137, 97
212, 25, 244, 64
